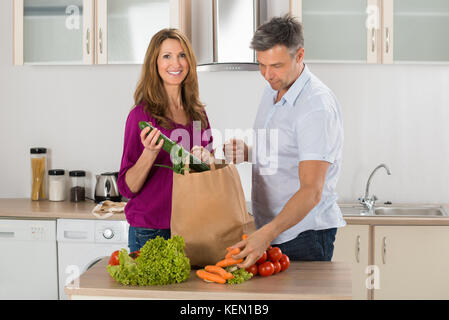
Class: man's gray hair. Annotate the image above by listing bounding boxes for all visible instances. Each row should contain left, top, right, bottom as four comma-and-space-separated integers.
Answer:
250, 14, 304, 57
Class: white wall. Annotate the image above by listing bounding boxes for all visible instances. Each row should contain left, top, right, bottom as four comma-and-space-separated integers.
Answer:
1, 0, 448, 204
199, 65, 449, 204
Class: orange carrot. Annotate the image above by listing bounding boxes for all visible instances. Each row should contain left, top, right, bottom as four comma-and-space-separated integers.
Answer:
196, 269, 226, 284
216, 258, 244, 268
225, 247, 241, 259
205, 265, 234, 280
242, 234, 248, 240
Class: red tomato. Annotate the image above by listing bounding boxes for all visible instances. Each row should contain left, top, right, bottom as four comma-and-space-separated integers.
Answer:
273, 261, 281, 274
267, 247, 283, 262
108, 250, 120, 266
279, 254, 290, 271
256, 251, 267, 265
245, 264, 258, 276
129, 251, 140, 259
258, 261, 275, 277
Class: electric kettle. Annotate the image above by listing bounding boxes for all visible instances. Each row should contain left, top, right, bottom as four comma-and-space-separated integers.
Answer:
94, 172, 122, 203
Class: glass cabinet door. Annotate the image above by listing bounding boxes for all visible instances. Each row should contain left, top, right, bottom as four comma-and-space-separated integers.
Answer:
104, 0, 172, 64
393, 0, 449, 63
301, 0, 372, 63
22, 0, 93, 64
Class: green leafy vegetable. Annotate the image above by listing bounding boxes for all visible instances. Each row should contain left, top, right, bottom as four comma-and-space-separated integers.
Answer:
136, 235, 191, 285
225, 267, 253, 285
107, 235, 191, 286
154, 148, 191, 175
138, 121, 210, 174
107, 249, 139, 285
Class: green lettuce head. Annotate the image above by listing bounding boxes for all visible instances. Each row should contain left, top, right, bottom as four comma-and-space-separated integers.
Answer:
107, 235, 191, 286
136, 235, 191, 285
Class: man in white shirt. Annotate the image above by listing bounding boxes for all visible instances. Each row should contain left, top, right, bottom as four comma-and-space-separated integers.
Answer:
225, 15, 345, 268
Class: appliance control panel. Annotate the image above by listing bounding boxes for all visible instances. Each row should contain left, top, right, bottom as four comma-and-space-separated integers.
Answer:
30, 225, 46, 240
94, 221, 128, 243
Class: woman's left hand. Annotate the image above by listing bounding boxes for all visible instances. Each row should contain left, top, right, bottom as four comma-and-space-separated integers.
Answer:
191, 146, 213, 164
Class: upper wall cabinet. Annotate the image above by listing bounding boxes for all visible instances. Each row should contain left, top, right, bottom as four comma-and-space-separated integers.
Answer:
13, 0, 191, 65
297, 0, 449, 64
391, 0, 449, 64
300, 0, 376, 63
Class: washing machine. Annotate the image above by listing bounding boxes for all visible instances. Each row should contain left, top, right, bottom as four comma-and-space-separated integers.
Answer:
56, 219, 129, 300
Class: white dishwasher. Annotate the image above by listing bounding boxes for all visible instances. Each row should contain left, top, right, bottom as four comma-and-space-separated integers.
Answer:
0, 219, 58, 300
57, 219, 129, 300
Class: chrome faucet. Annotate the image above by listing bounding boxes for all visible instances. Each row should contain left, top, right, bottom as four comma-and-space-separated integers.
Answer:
360, 164, 392, 214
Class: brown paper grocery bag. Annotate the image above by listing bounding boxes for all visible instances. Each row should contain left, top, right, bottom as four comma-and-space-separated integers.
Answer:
171, 159, 255, 267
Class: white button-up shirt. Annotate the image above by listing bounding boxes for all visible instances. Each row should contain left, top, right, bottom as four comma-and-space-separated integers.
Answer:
251, 64, 346, 245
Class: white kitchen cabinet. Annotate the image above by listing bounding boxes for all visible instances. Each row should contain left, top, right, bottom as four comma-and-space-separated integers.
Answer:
0, 219, 58, 299
13, 0, 190, 65
96, 0, 191, 64
332, 225, 371, 300
373, 225, 449, 300
14, 0, 94, 65
296, 0, 449, 64
298, 0, 380, 63
391, 0, 449, 63
334, 223, 449, 299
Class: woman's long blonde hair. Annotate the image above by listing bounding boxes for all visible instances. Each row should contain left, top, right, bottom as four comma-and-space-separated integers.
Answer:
133, 28, 207, 129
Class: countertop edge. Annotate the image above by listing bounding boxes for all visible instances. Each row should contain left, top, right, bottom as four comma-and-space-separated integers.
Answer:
1, 199, 448, 224
0, 198, 126, 220
65, 287, 351, 300
344, 215, 449, 226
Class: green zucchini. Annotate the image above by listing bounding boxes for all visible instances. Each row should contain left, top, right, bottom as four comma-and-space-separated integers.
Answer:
138, 121, 210, 173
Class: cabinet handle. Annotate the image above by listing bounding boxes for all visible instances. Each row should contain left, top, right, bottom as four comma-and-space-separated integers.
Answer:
371, 28, 376, 53
356, 235, 361, 263
99, 28, 104, 54
86, 28, 91, 55
385, 27, 390, 54
382, 236, 387, 264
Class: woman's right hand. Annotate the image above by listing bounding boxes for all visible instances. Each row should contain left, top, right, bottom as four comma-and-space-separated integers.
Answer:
140, 126, 164, 156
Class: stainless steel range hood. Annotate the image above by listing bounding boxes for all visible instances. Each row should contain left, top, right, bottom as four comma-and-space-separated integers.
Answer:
192, 0, 289, 72
191, 0, 293, 72
195, 0, 260, 71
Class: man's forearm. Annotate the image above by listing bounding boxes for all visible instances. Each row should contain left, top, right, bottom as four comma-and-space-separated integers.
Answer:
263, 186, 322, 241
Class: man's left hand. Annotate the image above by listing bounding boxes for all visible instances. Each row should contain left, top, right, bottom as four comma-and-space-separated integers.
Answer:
229, 225, 275, 269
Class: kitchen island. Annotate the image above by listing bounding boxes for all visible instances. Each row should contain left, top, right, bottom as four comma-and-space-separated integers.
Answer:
65, 258, 352, 300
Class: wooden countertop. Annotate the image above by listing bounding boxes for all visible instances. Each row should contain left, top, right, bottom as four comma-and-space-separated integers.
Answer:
1, 198, 448, 225
65, 258, 352, 300
0, 198, 126, 220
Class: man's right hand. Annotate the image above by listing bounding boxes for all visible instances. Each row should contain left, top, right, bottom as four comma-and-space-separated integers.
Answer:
223, 138, 248, 164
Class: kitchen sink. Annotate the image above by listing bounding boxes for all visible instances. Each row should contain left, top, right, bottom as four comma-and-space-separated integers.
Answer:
374, 206, 448, 217
340, 205, 369, 216
340, 205, 449, 217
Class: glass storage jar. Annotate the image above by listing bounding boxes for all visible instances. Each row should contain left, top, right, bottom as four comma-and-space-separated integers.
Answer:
69, 170, 86, 202
48, 169, 66, 201
30, 147, 47, 201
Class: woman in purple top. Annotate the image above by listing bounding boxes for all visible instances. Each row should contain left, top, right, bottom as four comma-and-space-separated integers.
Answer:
118, 29, 214, 252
